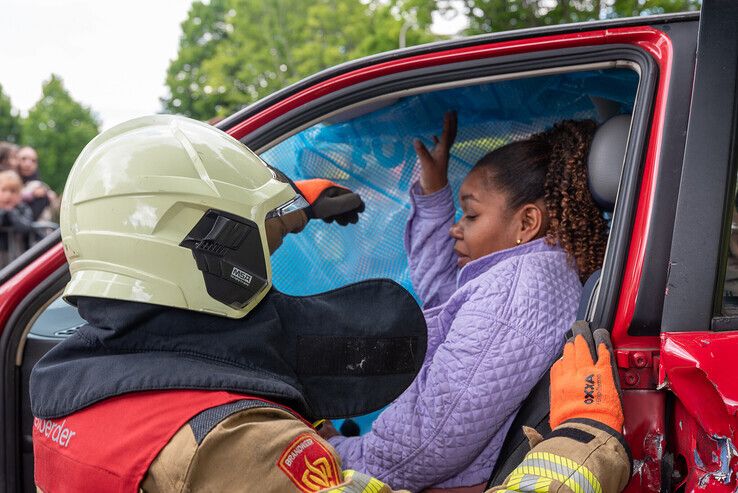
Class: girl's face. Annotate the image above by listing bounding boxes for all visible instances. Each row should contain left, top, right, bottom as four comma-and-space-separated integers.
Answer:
0, 180, 21, 210
449, 170, 545, 268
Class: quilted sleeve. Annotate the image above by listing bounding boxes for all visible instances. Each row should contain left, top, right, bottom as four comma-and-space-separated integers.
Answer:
403, 182, 458, 309
329, 307, 552, 491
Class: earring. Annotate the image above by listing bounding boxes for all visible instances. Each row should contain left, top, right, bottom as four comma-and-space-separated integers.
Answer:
516, 239, 522, 245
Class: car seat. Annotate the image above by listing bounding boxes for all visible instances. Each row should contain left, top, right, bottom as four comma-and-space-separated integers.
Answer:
485, 114, 631, 487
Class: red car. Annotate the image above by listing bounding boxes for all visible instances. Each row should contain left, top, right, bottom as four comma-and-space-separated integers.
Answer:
2, 2, 737, 491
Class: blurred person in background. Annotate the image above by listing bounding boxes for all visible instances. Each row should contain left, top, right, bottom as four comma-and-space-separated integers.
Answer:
17, 146, 59, 221
0, 170, 34, 266
0, 142, 19, 172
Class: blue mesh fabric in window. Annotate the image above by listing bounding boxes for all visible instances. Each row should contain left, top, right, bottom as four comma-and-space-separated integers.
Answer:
261, 68, 638, 297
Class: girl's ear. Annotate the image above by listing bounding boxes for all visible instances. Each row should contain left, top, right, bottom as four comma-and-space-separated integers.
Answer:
516, 203, 546, 243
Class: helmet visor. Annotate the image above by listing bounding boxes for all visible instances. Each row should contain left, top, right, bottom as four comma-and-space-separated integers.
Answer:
264, 163, 310, 220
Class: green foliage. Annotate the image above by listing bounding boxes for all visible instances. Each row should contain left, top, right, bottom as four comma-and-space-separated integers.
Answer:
450, 0, 700, 34
610, 0, 700, 17
0, 83, 22, 144
163, 0, 701, 121
22, 75, 99, 192
162, 0, 437, 120
161, 0, 233, 118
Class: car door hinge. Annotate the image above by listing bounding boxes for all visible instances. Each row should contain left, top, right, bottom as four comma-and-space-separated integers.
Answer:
615, 349, 660, 389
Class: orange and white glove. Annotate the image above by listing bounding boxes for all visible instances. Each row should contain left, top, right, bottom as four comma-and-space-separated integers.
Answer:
294, 179, 365, 226
549, 321, 624, 433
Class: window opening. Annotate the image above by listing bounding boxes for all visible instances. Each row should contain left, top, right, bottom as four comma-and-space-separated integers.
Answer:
261, 68, 639, 296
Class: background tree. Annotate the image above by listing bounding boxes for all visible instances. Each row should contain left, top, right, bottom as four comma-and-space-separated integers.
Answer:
163, 0, 700, 120
442, 0, 700, 34
22, 75, 99, 192
610, 0, 700, 17
0, 83, 22, 143
161, 0, 232, 118
162, 0, 437, 120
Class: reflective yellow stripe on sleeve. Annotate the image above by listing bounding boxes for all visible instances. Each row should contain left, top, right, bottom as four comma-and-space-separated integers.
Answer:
502, 452, 602, 493
505, 472, 554, 492
325, 470, 389, 493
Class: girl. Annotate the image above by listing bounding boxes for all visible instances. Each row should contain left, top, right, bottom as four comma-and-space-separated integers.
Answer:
324, 113, 608, 492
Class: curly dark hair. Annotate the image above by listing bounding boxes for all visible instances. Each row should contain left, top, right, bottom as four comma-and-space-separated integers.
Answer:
472, 120, 607, 281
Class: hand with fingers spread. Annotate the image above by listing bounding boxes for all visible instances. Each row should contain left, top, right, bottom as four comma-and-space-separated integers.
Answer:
413, 111, 458, 195
549, 321, 624, 433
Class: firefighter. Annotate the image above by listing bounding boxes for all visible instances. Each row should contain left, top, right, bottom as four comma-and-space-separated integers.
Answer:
30, 115, 629, 493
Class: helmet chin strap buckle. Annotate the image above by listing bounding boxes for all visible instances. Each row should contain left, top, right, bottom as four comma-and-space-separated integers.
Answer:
181, 209, 269, 310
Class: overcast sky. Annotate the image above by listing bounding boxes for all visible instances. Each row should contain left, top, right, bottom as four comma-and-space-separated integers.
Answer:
1, 0, 466, 130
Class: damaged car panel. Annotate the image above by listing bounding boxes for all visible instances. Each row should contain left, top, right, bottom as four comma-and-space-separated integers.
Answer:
660, 332, 738, 491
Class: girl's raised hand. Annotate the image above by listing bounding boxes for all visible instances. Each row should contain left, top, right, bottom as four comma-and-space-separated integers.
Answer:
413, 111, 458, 195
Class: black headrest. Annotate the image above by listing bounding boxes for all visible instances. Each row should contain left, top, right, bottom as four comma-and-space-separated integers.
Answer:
587, 114, 631, 211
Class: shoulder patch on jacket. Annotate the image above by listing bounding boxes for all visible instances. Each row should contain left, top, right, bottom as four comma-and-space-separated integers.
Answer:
277, 432, 341, 492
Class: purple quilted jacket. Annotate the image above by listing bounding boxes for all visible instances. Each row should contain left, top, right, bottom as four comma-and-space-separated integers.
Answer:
328, 183, 582, 491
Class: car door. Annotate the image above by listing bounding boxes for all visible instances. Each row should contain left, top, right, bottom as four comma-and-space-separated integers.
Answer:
222, 16, 696, 493
0, 11, 703, 493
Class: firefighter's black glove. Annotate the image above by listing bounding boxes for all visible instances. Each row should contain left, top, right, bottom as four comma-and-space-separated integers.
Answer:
294, 179, 365, 226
